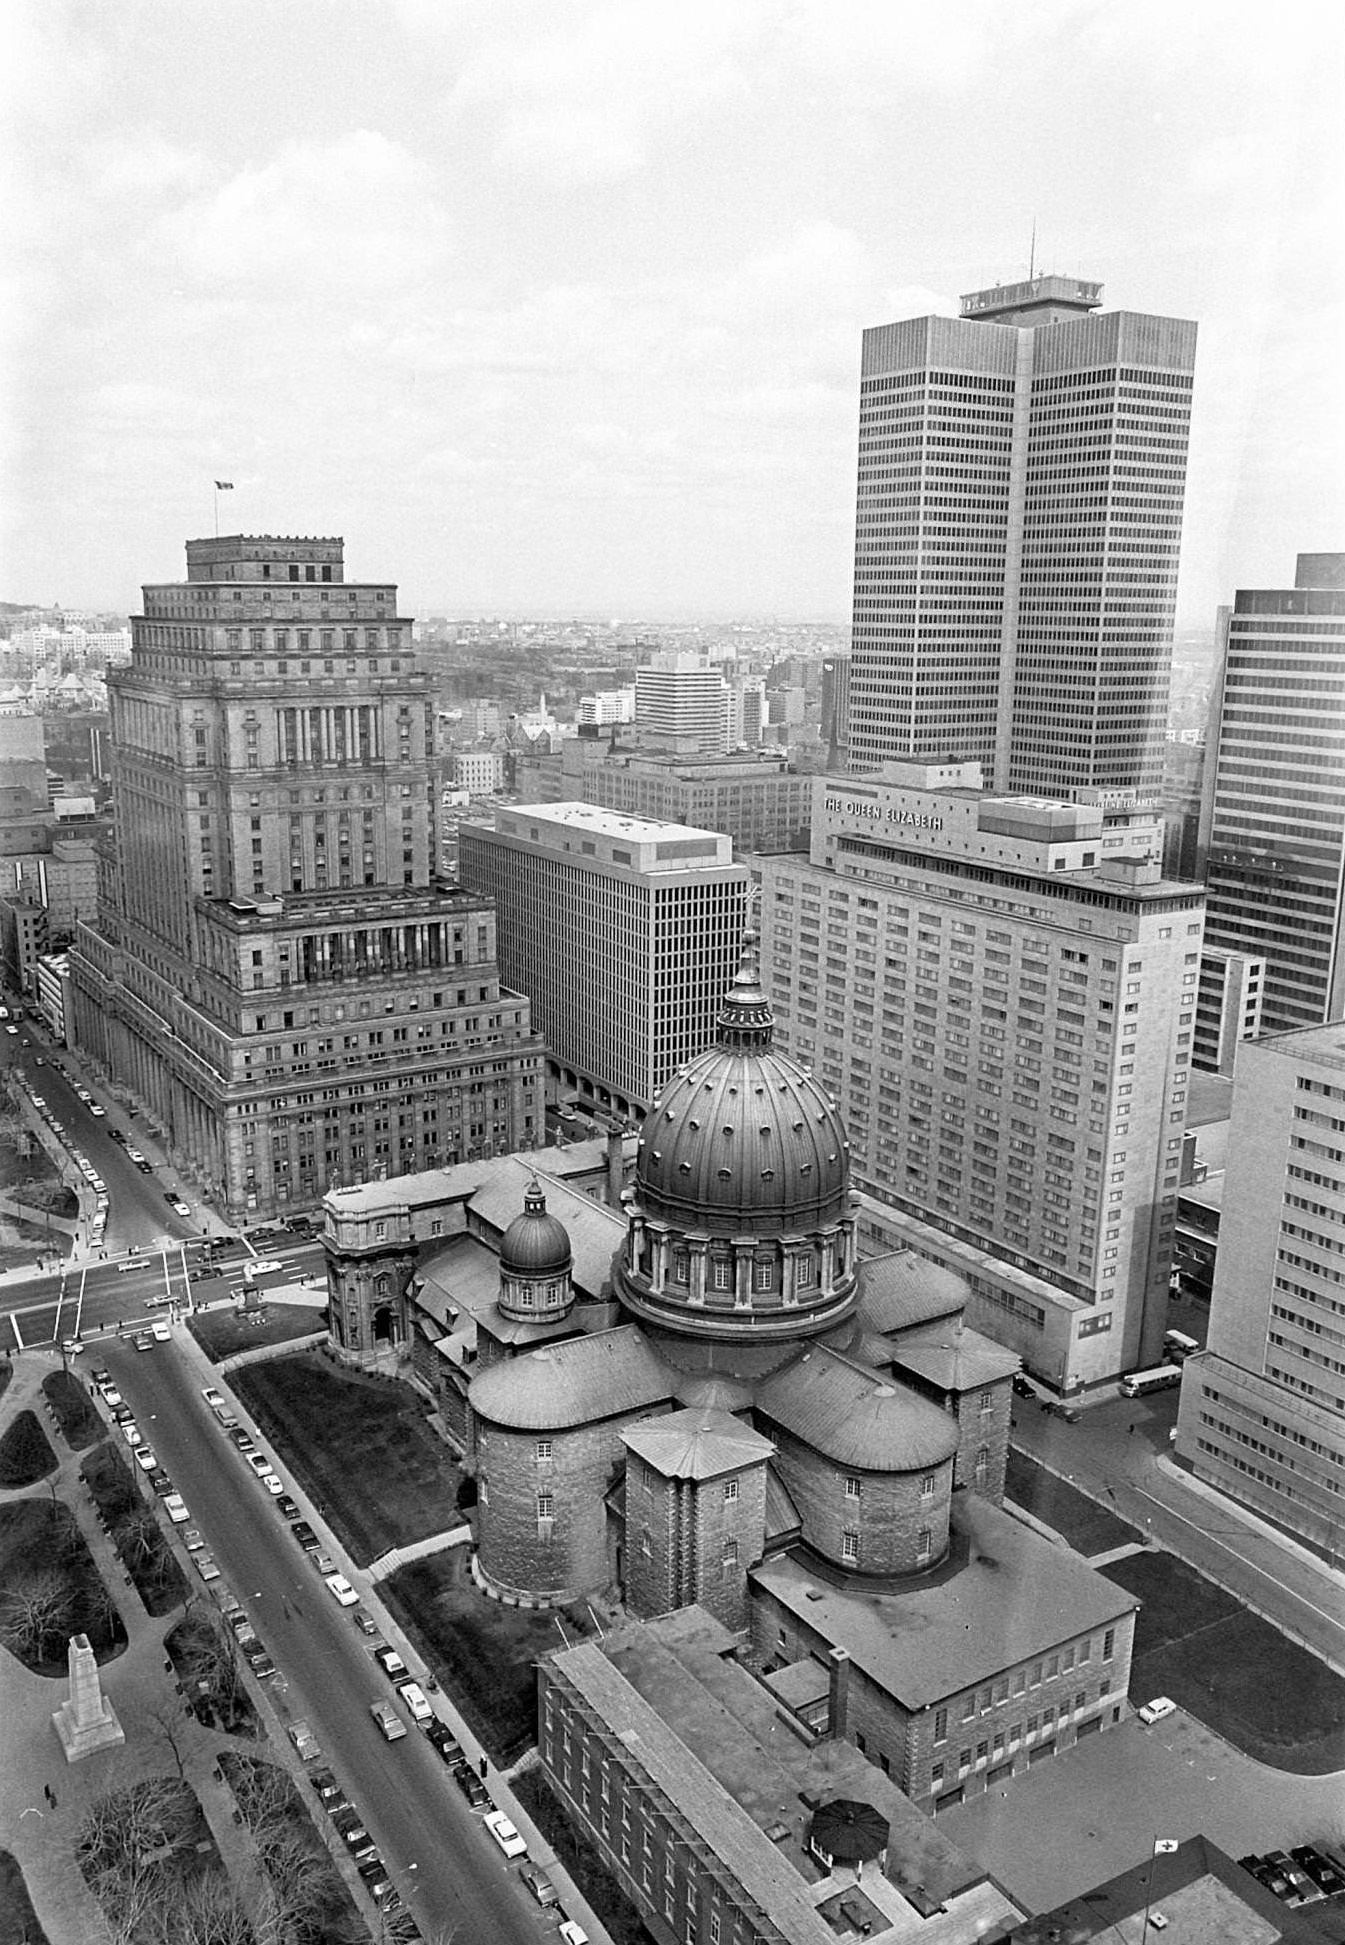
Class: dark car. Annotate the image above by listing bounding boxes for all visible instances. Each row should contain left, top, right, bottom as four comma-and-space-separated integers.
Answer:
425, 1720, 463, 1765
373, 1644, 409, 1682
1011, 1373, 1036, 1398
275, 1494, 301, 1520
308, 1768, 343, 1802
292, 1524, 321, 1552
228, 1428, 254, 1450
350, 1606, 379, 1637
451, 1762, 489, 1808
149, 1470, 173, 1495
1292, 1847, 1345, 1895
1044, 1399, 1082, 1423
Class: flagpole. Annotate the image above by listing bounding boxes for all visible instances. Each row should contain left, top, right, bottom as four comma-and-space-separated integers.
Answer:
214, 482, 219, 539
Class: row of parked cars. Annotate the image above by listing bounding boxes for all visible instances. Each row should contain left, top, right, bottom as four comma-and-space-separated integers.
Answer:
27, 1087, 113, 1250
194, 1380, 589, 1943
362, 1641, 589, 1941
1240, 1846, 1345, 1907
92, 1368, 191, 1527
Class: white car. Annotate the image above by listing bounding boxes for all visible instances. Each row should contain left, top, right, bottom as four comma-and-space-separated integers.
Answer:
181, 1527, 205, 1551
163, 1495, 189, 1524
324, 1573, 359, 1607
261, 1473, 284, 1496
121, 1421, 142, 1447
243, 1259, 282, 1282
195, 1554, 221, 1581
397, 1680, 433, 1723
99, 1383, 122, 1406
126, 1148, 147, 1164
90, 1104, 106, 1117
201, 1387, 225, 1409
118, 1256, 150, 1273
483, 1811, 526, 1859
168, 1199, 191, 1218
557, 1925, 590, 1945
1137, 1696, 1177, 1725
135, 1447, 158, 1472
244, 1453, 276, 1479
151, 1322, 171, 1343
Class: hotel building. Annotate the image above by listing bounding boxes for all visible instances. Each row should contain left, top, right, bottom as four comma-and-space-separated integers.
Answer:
847, 275, 1196, 800
70, 534, 544, 1219
761, 762, 1204, 1386
458, 802, 747, 1118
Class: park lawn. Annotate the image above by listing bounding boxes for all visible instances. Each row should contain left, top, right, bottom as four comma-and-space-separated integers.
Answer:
513, 1768, 650, 1945
1005, 1449, 1140, 1555
231, 1351, 463, 1566
1103, 1551, 1345, 1774
41, 1370, 103, 1450
219, 1753, 365, 1942
0, 1496, 127, 1673
382, 1548, 596, 1764
188, 1302, 325, 1363
76, 1777, 231, 1941
0, 1851, 50, 1945
0, 1410, 58, 1487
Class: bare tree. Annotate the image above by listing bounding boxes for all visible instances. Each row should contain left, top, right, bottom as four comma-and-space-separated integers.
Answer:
118, 1505, 165, 1568
146, 1698, 193, 1782
158, 1869, 255, 1945
0, 1569, 75, 1661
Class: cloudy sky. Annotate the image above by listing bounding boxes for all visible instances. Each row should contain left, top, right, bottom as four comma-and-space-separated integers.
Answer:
4, 0, 1341, 624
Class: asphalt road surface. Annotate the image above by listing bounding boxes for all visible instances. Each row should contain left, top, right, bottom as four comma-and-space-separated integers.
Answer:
2, 1238, 325, 1354
100, 1334, 546, 1945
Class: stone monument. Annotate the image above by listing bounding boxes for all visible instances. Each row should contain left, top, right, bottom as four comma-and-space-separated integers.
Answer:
52, 1632, 124, 1762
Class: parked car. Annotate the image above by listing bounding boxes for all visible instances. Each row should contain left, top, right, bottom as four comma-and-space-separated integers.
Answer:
557, 1923, 590, 1945
451, 1762, 489, 1808
325, 1574, 359, 1607
163, 1495, 190, 1525
373, 1645, 408, 1682
397, 1681, 433, 1724
134, 1447, 158, 1471
181, 1527, 204, 1551
349, 1606, 378, 1636
1137, 1696, 1177, 1725
244, 1453, 276, 1479
195, 1555, 221, 1582
275, 1495, 301, 1520
287, 1720, 322, 1763
201, 1387, 225, 1409
149, 1470, 173, 1496
519, 1865, 559, 1907
425, 1720, 463, 1765
484, 1812, 526, 1859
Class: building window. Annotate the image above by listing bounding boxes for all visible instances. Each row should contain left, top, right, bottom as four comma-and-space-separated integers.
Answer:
537, 1493, 553, 1520
844, 1476, 861, 1500
920, 1471, 935, 1497
723, 1479, 739, 1503
712, 1259, 732, 1292
536, 1440, 552, 1462
722, 1538, 738, 1566
933, 1707, 947, 1744
1103, 1628, 1115, 1659
841, 1529, 859, 1563
916, 1527, 932, 1564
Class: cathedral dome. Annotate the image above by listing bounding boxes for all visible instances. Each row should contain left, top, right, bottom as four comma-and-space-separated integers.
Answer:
616, 932, 858, 1344
500, 1179, 572, 1277
636, 935, 850, 1235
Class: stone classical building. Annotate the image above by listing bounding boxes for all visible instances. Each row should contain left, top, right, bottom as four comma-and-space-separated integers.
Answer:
69, 534, 545, 1219
323, 938, 1136, 1811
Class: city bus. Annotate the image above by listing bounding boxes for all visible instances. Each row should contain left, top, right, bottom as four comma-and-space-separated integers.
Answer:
1120, 1365, 1183, 1399
1162, 1329, 1200, 1362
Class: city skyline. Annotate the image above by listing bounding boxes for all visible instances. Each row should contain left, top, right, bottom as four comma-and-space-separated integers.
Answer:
5, 2, 1342, 622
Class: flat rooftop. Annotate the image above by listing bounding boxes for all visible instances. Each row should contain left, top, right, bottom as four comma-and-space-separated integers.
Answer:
753, 1496, 1136, 1709
501, 800, 727, 845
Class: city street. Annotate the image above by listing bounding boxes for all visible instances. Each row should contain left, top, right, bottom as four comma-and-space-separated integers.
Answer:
97, 1330, 551, 1945
1011, 1386, 1345, 1674
0, 1237, 323, 1355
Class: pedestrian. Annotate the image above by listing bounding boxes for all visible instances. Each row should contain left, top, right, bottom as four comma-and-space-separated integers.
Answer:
1128, 1421, 1136, 1435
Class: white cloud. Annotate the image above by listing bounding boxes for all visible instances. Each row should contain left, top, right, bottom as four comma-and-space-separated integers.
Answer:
165, 131, 448, 291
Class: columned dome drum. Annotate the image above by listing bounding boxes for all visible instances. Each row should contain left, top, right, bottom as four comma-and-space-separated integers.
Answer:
616, 932, 858, 1343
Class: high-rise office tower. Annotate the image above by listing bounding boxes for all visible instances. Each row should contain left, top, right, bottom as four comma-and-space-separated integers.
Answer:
761, 763, 1204, 1386
459, 802, 747, 1118
1176, 1025, 1345, 1561
847, 275, 1197, 799
634, 651, 729, 755
1198, 554, 1345, 1036
70, 535, 544, 1219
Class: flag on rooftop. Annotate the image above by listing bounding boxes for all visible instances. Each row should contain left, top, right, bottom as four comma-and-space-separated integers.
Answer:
1153, 1838, 1179, 1854
215, 480, 233, 490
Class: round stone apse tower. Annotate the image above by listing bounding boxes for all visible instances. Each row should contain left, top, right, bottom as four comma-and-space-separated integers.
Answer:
614, 932, 858, 1344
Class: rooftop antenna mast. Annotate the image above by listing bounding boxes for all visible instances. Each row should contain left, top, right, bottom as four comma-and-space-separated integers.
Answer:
1029, 217, 1036, 280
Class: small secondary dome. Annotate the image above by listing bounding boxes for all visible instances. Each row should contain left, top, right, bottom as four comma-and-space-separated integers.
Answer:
499, 1179, 572, 1278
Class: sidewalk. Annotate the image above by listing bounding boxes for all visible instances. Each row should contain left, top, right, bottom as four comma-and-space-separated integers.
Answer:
0, 1357, 272, 1945
182, 1322, 615, 1945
